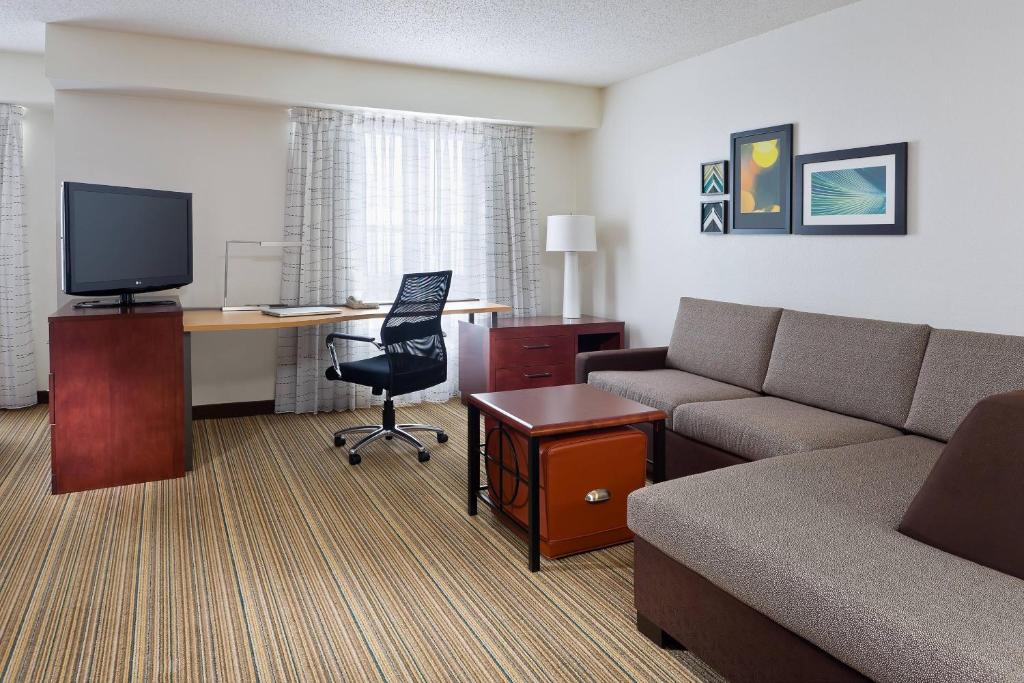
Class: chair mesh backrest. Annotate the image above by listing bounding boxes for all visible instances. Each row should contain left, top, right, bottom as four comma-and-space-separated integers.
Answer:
381, 271, 453, 382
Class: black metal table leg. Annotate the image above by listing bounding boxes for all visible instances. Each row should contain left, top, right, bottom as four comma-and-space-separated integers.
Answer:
467, 404, 480, 516
652, 419, 666, 484
528, 436, 540, 572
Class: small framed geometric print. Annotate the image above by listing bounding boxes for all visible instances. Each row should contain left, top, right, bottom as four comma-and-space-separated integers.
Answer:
794, 142, 908, 235
701, 160, 727, 195
701, 200, 727, 234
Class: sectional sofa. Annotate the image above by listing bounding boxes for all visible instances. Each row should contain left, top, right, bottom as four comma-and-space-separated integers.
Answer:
576, 298, 1024, 683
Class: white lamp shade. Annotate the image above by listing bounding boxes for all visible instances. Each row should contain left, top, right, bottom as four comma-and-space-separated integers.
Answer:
546, 215, 596, 252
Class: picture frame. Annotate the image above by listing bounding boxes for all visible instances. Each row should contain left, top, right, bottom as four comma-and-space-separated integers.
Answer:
729, 124, 793, 234
701, 200, 727, 234
794, 142, 908, 235
701, 160, 728, 195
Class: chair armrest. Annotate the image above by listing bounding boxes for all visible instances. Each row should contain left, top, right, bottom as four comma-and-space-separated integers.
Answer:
326, 332, 379, 346
325, 333, 383, 376
575, 346, 669, 384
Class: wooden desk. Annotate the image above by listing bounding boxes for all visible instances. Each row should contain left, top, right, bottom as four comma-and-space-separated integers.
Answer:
183, 300, 512, 332
180, 300, 512, 470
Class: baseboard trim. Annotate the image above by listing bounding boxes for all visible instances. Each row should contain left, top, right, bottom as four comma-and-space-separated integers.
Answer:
35, 390, 274, 420
193, 400, 276, 420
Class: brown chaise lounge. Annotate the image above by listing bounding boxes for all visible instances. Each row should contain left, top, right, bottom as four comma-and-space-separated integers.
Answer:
577, 298, 1024, 683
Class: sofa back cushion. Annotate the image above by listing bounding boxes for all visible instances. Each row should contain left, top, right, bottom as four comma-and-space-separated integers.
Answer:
904, 329, 1024, 441
762, 310, 930, 428
899, 391, 1024, 580
665, 298, 783, 392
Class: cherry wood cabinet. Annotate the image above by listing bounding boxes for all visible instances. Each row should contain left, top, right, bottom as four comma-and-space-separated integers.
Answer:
49, 301, 185, 494
458, 315, 624, 399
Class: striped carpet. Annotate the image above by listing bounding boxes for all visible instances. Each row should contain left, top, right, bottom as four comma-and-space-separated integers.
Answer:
0, 401, 723, 682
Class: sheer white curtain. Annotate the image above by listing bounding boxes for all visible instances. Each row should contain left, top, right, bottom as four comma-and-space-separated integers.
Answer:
275, 108, 540, 413
0, 104, 35, 409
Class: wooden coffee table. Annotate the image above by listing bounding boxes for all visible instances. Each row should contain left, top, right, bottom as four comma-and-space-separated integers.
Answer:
466, 384, 667, 572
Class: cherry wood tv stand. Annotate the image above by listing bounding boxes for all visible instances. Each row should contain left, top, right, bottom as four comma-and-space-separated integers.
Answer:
48, 300, 185, 494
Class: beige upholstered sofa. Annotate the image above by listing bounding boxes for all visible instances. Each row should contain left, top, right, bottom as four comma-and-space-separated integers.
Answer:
576, 297, 1024, 683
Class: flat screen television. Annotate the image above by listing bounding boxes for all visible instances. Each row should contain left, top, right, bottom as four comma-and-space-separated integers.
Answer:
62, 182, 193, 307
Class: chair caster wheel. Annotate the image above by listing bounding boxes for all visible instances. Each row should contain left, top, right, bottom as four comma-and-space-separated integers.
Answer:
417, 450, 430, 463
334, 435, 346, 447
385, 433, 393, 440
436, 432, 449, 444
349, 451, 361, 465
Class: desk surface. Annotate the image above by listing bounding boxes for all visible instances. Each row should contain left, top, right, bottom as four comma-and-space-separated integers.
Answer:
183, 300, 512, 332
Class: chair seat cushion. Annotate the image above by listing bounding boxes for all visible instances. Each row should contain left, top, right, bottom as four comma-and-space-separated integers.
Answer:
326, 354, 391, 387
325, 353, 444, 395
672, 396, 901, 460
627, 436, 1024, 683
588, 368, 758, 417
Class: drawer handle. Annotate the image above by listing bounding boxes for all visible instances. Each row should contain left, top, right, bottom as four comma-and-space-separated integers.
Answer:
523, 372, 552, 379
522, 343, 552, 350
585, 488, 611, 504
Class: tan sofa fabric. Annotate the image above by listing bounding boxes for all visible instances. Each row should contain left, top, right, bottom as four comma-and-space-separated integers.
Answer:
665, 298, 783, 392
672, 396, 900, 460
904, 329, 1024, 441
588, 368, 757, 417
763, 310, 930, 428
627, 436, 1024, 683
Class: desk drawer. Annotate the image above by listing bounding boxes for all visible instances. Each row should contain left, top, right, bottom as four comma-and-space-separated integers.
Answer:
495, 364, 572, 391
493, 335, 571, 368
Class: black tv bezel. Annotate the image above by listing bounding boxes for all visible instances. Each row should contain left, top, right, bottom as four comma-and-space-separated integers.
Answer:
62, 182, 194, 297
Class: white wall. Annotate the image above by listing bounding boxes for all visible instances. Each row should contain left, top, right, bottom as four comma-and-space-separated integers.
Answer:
0, 51, 53, 106
534, 129, 580, 316
53, 91, 579, 405
45, 25, 601, 130
577, 0, 1024, 348
54, 92, 288, 404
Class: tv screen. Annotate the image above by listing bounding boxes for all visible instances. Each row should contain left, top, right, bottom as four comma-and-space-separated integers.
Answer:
62, 183, 193, 296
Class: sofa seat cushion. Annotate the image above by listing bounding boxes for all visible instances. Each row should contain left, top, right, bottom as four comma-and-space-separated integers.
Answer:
628, 436, 1024, 683
588, 368, 757, 417
672, 396, 901, 460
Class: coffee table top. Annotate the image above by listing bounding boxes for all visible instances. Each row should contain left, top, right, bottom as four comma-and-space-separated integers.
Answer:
466, 384, 666, 437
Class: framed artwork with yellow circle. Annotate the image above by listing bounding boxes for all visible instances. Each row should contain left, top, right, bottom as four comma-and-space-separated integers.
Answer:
729, 124, 793, 234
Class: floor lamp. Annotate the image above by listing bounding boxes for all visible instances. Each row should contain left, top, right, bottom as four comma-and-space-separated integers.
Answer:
546, 215, 596, 319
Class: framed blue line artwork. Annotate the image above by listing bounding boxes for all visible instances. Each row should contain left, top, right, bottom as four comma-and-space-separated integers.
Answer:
794, 142, 907, 235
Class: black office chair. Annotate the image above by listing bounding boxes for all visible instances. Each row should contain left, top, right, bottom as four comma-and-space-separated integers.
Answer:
325, 270, 453, 465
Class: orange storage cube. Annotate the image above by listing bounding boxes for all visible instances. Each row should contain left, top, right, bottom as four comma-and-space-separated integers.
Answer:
485, 425, 647, 558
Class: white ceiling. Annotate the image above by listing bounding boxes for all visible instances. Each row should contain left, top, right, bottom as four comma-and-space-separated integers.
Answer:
2, 0, 857, 87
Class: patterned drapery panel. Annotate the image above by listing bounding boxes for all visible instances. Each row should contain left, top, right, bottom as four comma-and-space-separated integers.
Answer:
275, 109, 540, 414
0, 104, 35, 409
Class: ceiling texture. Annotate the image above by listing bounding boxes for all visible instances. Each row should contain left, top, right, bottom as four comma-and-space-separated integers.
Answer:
2, 0, 856, 86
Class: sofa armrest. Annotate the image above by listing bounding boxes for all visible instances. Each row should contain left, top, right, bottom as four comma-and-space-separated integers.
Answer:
575, 347, 669, 384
